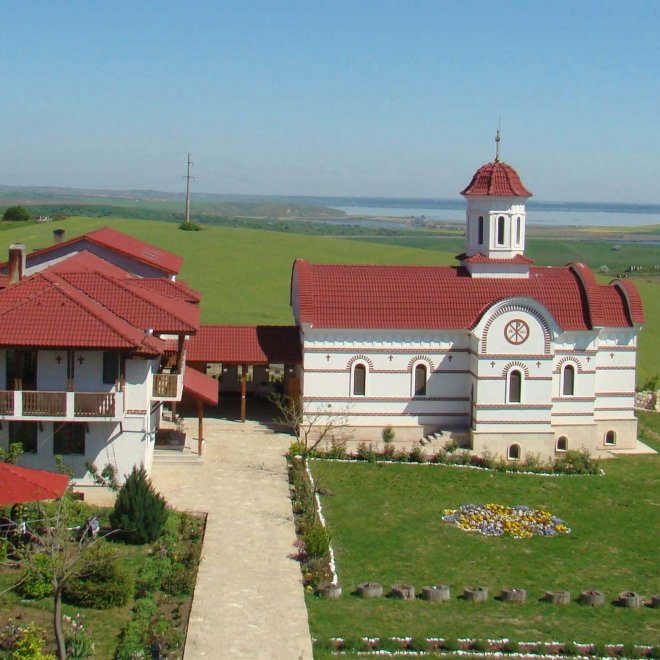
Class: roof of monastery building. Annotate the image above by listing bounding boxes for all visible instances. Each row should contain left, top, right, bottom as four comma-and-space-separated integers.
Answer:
292, 259, 644, 331
0, 264, 201, 352
0, 226, 183, 276
460, 160, 533, 197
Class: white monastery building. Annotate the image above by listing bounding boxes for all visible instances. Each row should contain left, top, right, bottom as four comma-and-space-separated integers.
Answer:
0, 228, 217, 487
291, 155, 645, 461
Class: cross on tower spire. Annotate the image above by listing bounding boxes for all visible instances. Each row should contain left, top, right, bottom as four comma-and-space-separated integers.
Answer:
495, 127, 501, 163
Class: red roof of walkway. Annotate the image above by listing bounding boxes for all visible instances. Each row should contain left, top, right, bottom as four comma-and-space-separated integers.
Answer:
183, 366, 219, 405
186, 325, 301, 364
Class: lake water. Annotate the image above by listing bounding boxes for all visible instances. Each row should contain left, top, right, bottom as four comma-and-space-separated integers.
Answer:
334, 205, 660, 228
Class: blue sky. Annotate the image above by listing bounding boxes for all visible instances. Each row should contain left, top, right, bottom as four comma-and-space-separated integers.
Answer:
1, 1, 658, 202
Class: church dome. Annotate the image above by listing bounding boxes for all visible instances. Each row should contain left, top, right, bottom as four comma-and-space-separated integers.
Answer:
461, 161, 533, 197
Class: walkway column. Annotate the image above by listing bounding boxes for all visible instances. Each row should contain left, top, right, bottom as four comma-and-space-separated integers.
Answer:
240, 364, 247, 423
197, 399, 204, 456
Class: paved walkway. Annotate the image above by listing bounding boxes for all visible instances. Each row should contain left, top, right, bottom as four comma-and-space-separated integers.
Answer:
151, 417, 313, 660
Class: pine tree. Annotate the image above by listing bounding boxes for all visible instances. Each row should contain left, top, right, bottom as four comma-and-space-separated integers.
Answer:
110, 465, 168, 544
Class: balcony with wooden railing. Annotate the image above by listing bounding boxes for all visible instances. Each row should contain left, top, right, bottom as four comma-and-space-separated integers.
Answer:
152, 372, 183, 401
0, 390, 124, 421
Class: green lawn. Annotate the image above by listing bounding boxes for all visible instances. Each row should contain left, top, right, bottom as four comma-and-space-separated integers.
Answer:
2, 216, 657, 383
306, 418, 660, 647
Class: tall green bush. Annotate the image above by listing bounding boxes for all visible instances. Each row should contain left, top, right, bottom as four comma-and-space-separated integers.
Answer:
15, 554, 52, 599
110, 466, 168, 544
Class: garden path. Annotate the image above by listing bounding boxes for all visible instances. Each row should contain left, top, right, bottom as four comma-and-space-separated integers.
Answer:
151, 417, 313, 660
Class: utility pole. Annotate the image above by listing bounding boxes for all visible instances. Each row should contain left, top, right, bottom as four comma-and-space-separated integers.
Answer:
183, 153, 194, 225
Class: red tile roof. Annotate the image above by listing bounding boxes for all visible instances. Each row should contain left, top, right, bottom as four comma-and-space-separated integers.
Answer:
292, 260, 642, 331
186, 325, 302, 364
54, 272, 200, 334
461, 161, 533, 197
0, 227, 183, 275
0, 274, 165, 354
0, 463, 70, 505
123, 278, 201, 303
183, 366, 219, 405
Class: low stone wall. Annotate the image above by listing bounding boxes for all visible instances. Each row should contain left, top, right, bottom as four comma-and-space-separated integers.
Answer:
635, 390, 660, 411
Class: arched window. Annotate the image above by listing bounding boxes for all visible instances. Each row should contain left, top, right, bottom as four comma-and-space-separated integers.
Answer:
508, 444, 521, 460
508, 369, 522, 403
556, 436, 568, 452
477, 216, 484, 244
516, 216, 522, 244
562, 364, 575, 396
497, 215, 506, 245
352, 363, 366, 396
605, 430, 616, 446
414, 363, 427, 396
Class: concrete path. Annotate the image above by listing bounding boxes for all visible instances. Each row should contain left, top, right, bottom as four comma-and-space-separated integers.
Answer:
151, 417, 313, 660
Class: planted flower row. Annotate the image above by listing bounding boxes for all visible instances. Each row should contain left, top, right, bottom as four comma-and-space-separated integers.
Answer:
313, 635, 660, 658
307, 441, 601, 476
442, 503, 571, 538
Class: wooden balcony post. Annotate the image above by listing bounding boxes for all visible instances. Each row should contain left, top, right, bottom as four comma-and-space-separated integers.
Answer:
197, 399, 204, 456
240, 364, 247, 423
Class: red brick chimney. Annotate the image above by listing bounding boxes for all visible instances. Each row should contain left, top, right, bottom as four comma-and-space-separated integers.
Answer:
53, 228, 65, 244
8, 244, 26, 285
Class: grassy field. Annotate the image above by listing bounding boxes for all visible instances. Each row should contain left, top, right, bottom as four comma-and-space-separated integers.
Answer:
306, 414, 660, 648
0, 217, 657, 382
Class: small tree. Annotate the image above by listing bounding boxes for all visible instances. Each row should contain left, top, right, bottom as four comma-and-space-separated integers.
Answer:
270, 393, 349, 456
2, 497, 111, 660
110, 465, 168, 544
2, 205, 30, 222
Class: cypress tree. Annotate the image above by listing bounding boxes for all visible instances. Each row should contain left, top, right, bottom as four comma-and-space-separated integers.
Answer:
110, 465, 168, 544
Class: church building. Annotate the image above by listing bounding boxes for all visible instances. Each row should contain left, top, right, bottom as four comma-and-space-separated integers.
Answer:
290, 150, 644, 461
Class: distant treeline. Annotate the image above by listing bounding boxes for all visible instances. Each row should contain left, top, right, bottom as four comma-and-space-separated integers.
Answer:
0, 203, 433, 238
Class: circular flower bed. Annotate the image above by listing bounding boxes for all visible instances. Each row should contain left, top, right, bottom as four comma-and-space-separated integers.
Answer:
442, 503, 570, 538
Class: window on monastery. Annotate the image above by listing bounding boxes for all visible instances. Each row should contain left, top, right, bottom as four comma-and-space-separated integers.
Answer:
53, 422, 85, 455
604, 430, 616, 446
352, 364, 366, 396
508, 444, 521, 460
556, 436, 568, 452
562, 364, 575, 396
497, 216, 506, 245
478, 216, 484, 244
414, 363, 427, 396
9, 421, 38, 454
508, 370, 522, 403
516, 216, 522, 244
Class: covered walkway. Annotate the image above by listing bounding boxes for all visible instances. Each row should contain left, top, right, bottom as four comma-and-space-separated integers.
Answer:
184, 325, 302, 423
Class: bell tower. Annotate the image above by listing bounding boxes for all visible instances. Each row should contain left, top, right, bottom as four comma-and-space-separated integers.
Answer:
459, 133, 533, 278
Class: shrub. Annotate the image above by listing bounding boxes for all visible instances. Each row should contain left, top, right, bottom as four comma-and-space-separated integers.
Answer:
472, 638, 489, 652
553, 449, 600, 475
443, 439, 459, 453
15, 553, 52, 599
430, 449, 447, 464
303, 523, 330, 558
442, 638, 461, 652
7, 624, 54, 659
409, 637, 430, 651
178, 221, 201, 231
355, 442, 377, 462
162, 562, 196, 596
562, 641, 579, 657
379, 443, 396, 460
110, 465, 168, 544
503, 640, 520, 653
64, 545, 133, 609
115, 598, 159, 660
381, 425, 395, 443
408, 446, 426, 463
288, 440, 306, 457
63, 614, 95, 659
326, 437, 347, 459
